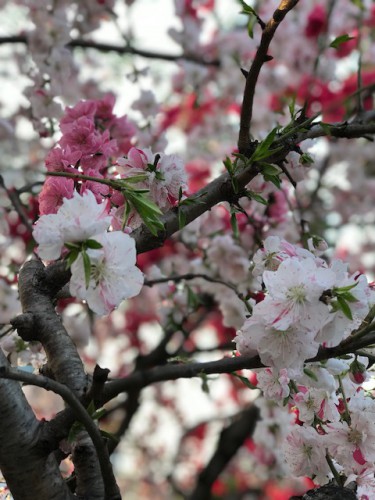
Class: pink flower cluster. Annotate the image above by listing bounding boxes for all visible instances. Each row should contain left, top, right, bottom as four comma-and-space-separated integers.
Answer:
39, 94, 136, 215
33, 97, 189, 314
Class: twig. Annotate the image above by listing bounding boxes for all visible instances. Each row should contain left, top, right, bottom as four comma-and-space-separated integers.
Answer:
0, 367, 121, 500
0, 175, 33, 233
0, 35, 220, 67
238, 0, 299, 153
145, 273, 245, 300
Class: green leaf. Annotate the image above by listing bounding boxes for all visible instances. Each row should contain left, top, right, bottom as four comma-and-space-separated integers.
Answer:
82, 250, 91, 289
85, 239, 103, 250
65, 242, 81, 250
68, 421, 84, 443
86, 401, 96, 415
247, 14, 257, 39
260, 163, 281, 176
334, 282, 358, 293
320, 122, 332, 136
231, 372, 257, 390
350, 0, 364, 10
117, 174, 149, 184
239, 0, 257, 16
247, 191, 268, 205
200, 373, 210, 394
187, 286, 200, 310
303, 368, 319, 381
340, 292, 358, 303
299, 153, 314, 165
263, 173, 281, 189
330, 34, 355, 49
123, 187, 164, 235
336, 296, 353, 320
100, 430, 119, 443
178, 208, 186, 230
223, 156, 234, 174
251, 127, 278, 161
288, 95, 296, 119
65, 249, 79, 269
91, 408, 106, 420
230, 209, 239, 239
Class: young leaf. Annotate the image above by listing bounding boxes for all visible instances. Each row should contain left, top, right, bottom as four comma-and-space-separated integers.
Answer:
230, 209, 239, 239
81, 250, 91, 289
263, 173, 281, 189
85, 239, 103, 250
178, 208, 186, 230
334, 282, 358, 293
100, 430, 119, 443
247, 191, 268, 205
330, 34, 355, 49
299, 153, 314, 165
247, 14, 257, 39
260, 163, 281, 176
231, 372, 257, 390
336, 295, 353, 320
65, 249, 79, 269
239, 0, 257, 16
303, 368, 319, 381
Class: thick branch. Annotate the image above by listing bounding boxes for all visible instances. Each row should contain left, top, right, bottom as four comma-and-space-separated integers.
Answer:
189, 405, 259, 500
0, 366, 120, 500
0, 350, 73, 500
238, 0, 299, 153
0, 35, 220, 67
11, 259, 88, 396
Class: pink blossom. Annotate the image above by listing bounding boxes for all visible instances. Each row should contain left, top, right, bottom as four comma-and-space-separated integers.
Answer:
60, 101, 97, 133
38, 177, 74, 215
256, 368, 290, 402
45, 146, 81, 172
59, 116, 102, 156
282, 426, 331, 484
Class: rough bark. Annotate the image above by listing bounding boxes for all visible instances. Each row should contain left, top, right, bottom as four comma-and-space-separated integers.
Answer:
0, 350, 73, 500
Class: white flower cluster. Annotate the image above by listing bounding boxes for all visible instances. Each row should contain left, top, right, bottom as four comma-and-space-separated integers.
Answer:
235, 236, 375, 493
33, 190, 144, 315
235, 236, 374, 374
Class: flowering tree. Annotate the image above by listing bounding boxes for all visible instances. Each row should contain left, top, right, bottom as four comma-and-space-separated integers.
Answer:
1, 0, 375, 498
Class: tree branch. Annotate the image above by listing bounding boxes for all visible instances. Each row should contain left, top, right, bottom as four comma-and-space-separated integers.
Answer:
0, 35, 220, 67
103, 327, 375, 401
189, 405, 260, 500
0, 366, 121, 500
0, 350, 74, 500
238, 0, 299, 154
11, 259, 88, 396
133, 113, 375, 255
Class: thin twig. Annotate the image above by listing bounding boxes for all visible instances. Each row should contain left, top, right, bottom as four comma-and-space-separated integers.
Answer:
238, 0, 299, 153
0, 35, 220, 67
145, 273, 239, 295
0, 367, 121, 500
0, 175, 33, 233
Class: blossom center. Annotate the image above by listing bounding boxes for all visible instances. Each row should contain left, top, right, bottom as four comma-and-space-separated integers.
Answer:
348, 427, 362, 445
91, 259, 106, 286
287, 285, 306, 304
